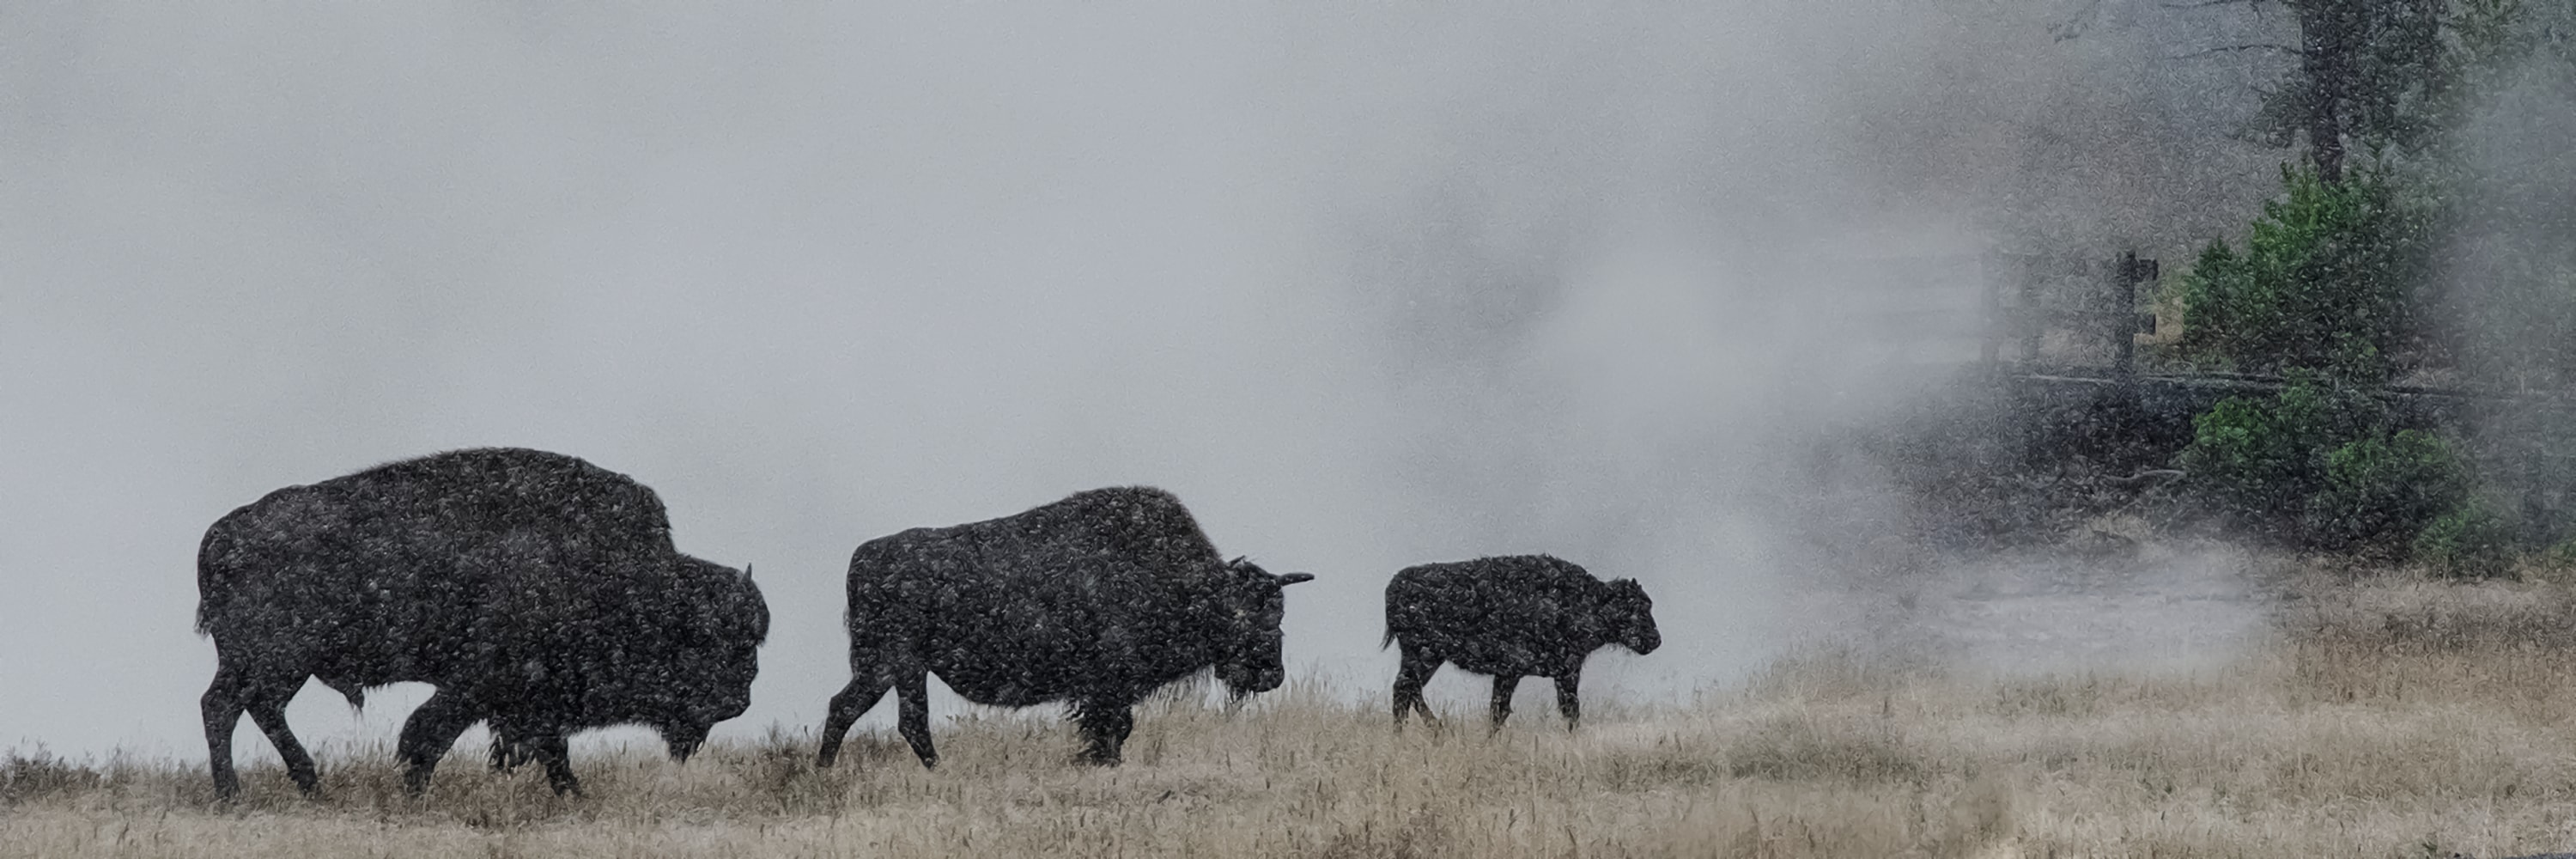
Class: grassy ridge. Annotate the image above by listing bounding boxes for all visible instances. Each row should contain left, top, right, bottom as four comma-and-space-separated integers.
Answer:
11, 572, 2576, 857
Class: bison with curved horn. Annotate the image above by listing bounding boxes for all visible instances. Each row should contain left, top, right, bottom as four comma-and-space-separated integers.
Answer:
194, 448, 769, 799
815, 486, 1312, 769
1384, 555, 1658, 732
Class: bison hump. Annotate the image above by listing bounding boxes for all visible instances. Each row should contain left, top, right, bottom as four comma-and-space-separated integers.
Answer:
1007, 486, 1222, 574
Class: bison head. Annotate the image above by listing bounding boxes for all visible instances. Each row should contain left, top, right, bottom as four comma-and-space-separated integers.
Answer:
1210, 557, 1313, 698
1602, 578, 1661, 655
650, 557, 769, 759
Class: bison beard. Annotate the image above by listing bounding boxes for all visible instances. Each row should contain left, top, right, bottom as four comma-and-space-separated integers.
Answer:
1382, 555, 1661, 732
815, 486, 1311, 770
193, 448, 768, 800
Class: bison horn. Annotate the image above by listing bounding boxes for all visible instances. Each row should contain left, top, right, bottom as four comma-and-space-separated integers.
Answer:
1279, 572, 1315, 585
743, 564, 754, 581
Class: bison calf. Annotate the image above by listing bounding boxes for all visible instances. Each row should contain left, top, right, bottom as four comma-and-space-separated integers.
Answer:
1383, 555, 1659, 732
195, 448, 768, 799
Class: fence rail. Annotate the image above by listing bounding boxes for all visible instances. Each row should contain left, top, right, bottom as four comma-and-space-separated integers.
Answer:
1835, 247, 2573, 533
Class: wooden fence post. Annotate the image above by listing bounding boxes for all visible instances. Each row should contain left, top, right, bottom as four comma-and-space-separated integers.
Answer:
2113, 252, 2158, 378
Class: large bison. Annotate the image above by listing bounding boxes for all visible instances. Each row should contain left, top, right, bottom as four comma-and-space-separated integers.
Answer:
1383, 555, 1659, 731
194, 448, 768, 799
814, 486, 1311, 769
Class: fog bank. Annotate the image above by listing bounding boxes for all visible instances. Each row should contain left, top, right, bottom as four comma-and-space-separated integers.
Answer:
3, 2, 2282, 758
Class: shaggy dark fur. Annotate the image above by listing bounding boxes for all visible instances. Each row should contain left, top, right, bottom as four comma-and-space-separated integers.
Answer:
1382, 555, 1659, 731
815, 486, 1310, 769
194, 448, 767, 799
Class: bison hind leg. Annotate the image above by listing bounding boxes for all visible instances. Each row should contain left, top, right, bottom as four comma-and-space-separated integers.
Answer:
526, 732, 580, 797
816, 672, 896, 768
396, 691, 483, 796
1553, 662, 1584, 731
201, 667, 246, 800
893, 671, 939, 770
1486, 674, 1521, 734
204, 659, 324, 799
1073, 702, 1134, 766
485, 723, 544, 775
240, 685, 321, 796
1392, 644, 1443, 730
481, 719, 581, 795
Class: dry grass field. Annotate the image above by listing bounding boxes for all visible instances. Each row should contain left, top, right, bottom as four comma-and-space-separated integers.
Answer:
13, 564, 2576, 858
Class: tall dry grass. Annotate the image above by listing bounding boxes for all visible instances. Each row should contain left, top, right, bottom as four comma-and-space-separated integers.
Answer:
12, 570, 2576, 857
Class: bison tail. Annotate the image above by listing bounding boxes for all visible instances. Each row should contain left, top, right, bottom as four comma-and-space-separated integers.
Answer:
193, 527, 233, 636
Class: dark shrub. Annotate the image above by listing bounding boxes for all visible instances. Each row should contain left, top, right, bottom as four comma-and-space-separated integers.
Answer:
2415, 503, 2516, 579
2310, 430, 2473, 549
2178, 372, 2475, 552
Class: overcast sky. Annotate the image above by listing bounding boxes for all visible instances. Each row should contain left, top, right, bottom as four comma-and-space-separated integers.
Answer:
2, 2, 2293, 761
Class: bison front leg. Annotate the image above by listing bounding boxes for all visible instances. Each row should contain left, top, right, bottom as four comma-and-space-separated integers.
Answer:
1075, 704, 1134, 765
1487, 674, 1520, 734
395, 691, 483, 795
